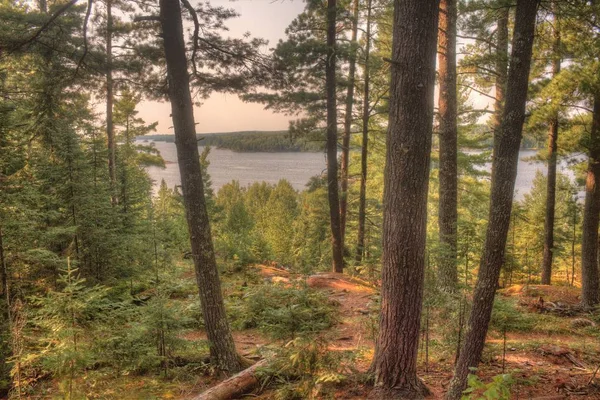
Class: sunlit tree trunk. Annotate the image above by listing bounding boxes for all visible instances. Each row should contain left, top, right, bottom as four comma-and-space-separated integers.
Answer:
159, 0, 244, 372
355, 0, 373, 264
494, 6, 509, 131
106, 0, 117, 204
581, 96, 600, 308
326, 0, 344, 273
0, 225, 8, 316
437, 0, 458, 292
340, 0, 360, 244
446, 1, 539, 398
542, 13, 561, 285
370, 0, 440, 397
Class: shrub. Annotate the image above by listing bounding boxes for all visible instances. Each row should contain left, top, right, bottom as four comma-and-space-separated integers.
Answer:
231, 282, 337, 339
257, 337, 348, 400
490, 298, 535, 332
462, 373, 513, 399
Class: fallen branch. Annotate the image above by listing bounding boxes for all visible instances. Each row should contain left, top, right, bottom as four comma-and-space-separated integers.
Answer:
565, 352, 587, 369
192, 359, 268, 400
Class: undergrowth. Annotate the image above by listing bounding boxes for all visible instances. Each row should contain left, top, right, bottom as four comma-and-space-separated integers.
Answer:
229, 282, 338, 339
257, 337, 355, 400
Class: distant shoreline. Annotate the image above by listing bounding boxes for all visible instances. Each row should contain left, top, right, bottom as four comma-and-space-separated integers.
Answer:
138, 130, 325, 153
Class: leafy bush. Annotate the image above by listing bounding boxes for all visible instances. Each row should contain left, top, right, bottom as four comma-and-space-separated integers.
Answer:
462, 373, 513, 399
490, 298, 535, 332
257, 337, 349, 400
230, 282, 337, 339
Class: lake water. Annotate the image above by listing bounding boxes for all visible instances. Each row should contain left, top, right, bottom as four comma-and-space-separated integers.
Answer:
141, 141, 581, 200
143, 140, 327, 193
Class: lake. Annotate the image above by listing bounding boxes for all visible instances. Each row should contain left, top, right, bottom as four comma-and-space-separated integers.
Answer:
143, 140, 327, 193
141, 141, 581, 200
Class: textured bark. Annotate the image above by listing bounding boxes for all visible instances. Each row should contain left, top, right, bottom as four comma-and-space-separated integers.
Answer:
159, 0, 243, 372
581, 96, 600, 309
0, 225, 7, 306
339, 0, 359, 243
0, 224, 10, 397
370, 0, 439, 397
494, 6, 510, 131
355, 0, 372, 264
542, 16, 561, 285
437, 0, 458, 292
326, 0, 344, 273
446, 1, 539, 398
106, 0, 117, 204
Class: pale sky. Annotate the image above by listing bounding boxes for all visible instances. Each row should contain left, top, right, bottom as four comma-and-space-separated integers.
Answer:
136, 1, 493, 134
137, 0, 306, 134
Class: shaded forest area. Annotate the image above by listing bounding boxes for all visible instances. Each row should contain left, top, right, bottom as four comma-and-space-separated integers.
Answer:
3, 0, 600, 399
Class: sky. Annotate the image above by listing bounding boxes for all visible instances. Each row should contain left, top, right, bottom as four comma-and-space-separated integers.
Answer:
136, 1, 493, 134
137, 0, 306, 134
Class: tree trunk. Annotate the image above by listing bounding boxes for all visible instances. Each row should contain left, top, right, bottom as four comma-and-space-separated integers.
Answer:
445, 2, 539, 398
581, 96, 600, 309
0, 225, 8, 311
494, 6, 509, 131
541, 14, 561, 285
355, 0, 373, 264
340, 0, 360, 244
159, 0, 244, 373
106, 0, 117, 205
437, 0, 458, 292
370, 0, 439, 397
326, 0, 344, 273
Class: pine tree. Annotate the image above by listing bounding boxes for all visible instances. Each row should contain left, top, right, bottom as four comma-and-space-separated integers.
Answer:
370, 0, 440, 397
446, 1, 540, 397
158, 0, 244, 372
340, 0, 360, 244
355, 0, 375, 264
437, 0, 459, 292
325, 0, 345, 273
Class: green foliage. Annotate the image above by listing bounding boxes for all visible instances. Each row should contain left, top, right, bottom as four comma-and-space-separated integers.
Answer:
0, 303, 10, 396
505, 172, 580, 284
258, 337, 350, 400
462, 373, 513, 400
154, 180, 188, 257
292, 183, 332, 273
214, 181, 258, 267
144, 131, 324, 152
26, 264, 109, 397
262, 180, 298, 266
230, 282, 337, 339
490, 297, 535, 333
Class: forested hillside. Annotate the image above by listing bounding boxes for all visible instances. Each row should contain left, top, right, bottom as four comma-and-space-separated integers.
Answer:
142, 131, 325, 152
2, 0, 600, 399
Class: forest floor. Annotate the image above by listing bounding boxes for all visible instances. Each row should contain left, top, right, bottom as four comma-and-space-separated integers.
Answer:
180, 265, 600, 400
39, 264, 600, 399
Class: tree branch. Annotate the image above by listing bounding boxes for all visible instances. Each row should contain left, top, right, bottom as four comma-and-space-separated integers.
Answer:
74, 0, 93, 77
179, 0, 200, 76
13, 0, 79, 51
133, 15, 160, 22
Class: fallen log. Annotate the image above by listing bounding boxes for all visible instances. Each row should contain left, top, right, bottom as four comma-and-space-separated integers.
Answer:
192, 359, 268, 400
529, 397, 566, 400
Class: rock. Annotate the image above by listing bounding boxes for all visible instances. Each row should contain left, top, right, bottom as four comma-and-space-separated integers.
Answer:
539, 345, 570, 356
271, 276, 290, 284
570, 318, 596, 329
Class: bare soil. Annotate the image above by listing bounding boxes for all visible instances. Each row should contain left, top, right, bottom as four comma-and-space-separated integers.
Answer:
184, 269, 600, 399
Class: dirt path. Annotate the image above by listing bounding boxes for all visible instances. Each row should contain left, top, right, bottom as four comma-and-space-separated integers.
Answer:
185, 268, 600, 399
